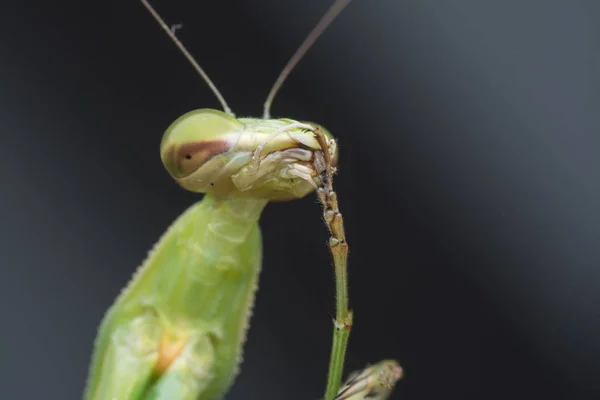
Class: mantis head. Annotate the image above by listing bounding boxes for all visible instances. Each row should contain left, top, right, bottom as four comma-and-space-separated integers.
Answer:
160, 108, 337, 201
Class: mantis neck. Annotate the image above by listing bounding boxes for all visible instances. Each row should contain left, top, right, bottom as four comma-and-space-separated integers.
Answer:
203, 194, 268, 242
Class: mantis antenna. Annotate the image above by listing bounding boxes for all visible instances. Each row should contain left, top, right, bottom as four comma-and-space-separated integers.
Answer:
141, 0, 351, 120
140, 0, 234, 117
263, 0, 352, 119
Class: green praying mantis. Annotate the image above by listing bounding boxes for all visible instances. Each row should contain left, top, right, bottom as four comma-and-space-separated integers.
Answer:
84, 1, 402, 399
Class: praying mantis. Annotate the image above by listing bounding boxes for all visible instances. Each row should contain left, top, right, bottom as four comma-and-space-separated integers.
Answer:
84, 1, 402, 399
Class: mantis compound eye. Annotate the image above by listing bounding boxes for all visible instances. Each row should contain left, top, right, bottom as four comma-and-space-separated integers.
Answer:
160, 109, 244, 179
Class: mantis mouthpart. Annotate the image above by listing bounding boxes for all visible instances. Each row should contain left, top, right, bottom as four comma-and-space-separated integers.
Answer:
84, 1, 402, 399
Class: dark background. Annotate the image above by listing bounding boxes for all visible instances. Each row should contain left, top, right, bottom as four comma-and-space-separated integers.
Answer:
1, 1, 599, 399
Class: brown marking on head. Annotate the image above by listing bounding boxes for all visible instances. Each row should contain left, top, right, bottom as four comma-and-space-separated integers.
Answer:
166, 140, 231, 178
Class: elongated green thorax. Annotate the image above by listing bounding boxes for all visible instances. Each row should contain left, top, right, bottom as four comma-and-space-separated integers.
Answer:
86, 194, 268, 399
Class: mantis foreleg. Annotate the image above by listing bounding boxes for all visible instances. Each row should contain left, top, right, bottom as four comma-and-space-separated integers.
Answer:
309, 128, 352, 400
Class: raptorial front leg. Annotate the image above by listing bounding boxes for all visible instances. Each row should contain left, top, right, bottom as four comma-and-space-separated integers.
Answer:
231, 148, 314, 192
88, 314, 162, 400
309, 129, 353, 400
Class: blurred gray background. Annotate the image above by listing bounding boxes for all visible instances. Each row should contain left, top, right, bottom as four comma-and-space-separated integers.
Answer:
1, 0, 599, 399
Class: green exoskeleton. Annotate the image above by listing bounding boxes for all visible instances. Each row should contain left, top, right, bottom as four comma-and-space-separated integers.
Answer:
84, 1, 402, 399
